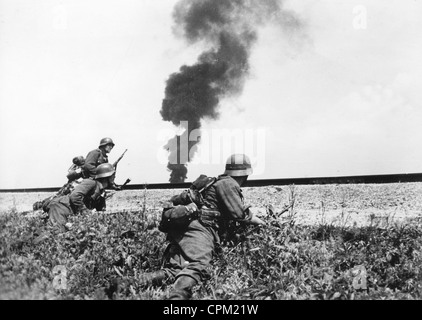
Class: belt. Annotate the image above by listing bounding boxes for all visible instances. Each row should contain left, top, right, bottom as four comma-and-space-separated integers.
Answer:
199, 207, 221, 222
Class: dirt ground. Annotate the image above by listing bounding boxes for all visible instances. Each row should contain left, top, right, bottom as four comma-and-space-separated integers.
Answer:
1, 182, 422, 227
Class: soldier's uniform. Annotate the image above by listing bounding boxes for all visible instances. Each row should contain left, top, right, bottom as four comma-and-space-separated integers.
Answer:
34, 164, 115, 245
82, 137, 116, 181
120, 154, 265, 300
83, 148, 109, 178
46, 178, 106, 230
33, 138, 115, 212
159, 175, 253, 299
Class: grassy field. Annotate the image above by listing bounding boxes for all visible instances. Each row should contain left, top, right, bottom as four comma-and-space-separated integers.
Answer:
1, 183, 422, 300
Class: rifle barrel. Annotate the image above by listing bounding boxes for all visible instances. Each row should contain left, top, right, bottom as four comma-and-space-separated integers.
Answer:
117, 149, 127, 161
113, 149, 128, 167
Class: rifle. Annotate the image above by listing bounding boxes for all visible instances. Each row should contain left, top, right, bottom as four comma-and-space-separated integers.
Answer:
121, 178, 131, 188
113, 149, 127, 169
105, 178, 131, 199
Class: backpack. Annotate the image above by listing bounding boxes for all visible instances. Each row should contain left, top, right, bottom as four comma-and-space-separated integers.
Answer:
158, 175, 217, 233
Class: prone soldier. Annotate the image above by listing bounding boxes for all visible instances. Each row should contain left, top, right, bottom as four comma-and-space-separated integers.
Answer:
109, 154, 265, 300
34, 163, 117, 243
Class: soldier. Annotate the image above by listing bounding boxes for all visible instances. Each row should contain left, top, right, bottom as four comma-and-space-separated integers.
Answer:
32, 155, 87, 211
33, 138, 123, 212
109, 154, 266, 300
34, 163, 117, 243
83, 137, 115, 178
83, 137, 122, 191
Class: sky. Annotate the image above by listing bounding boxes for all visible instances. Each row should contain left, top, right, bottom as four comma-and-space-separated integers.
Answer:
0, 0, 421, 189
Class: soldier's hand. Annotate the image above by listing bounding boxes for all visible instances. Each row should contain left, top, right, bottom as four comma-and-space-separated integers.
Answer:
185, 202, 198, 213
249, 213, 267, 227
111, 183, 122, 191
80, 208, 91, 215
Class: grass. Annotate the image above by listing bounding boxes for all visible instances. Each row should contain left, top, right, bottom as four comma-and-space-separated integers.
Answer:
1, 185, 422, 300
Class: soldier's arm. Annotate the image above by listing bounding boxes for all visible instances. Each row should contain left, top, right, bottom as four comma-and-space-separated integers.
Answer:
216, 181, 252, 221
216, 180, 266, 226
69, 180, 95, 213
82, 150, 101, 177
247, 211, 266, 226
90, 183, 106, 211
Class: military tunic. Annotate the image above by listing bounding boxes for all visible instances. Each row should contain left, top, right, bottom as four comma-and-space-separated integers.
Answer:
162, 175, 252, 283
83, 148, 108, 178
47, 179, 105, 230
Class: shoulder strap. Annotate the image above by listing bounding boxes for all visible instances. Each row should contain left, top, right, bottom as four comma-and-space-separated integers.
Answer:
188, 175, 217, 207
198, 177, 217, 194
191, 174, 217, 191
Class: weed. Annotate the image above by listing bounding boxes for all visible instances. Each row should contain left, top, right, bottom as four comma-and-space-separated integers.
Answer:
1, 186, 422, 300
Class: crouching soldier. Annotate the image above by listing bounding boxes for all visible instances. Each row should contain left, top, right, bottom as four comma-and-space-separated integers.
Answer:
35, 163, 116, 241
83, 137, 114, 178
109, 154, 266, 300
83, 137, 122, 190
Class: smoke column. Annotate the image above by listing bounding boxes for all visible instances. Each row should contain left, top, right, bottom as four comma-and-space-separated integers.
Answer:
160, 0, 303, 183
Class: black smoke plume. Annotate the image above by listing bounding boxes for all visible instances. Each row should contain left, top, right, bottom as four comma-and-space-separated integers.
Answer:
160, 0, 303, 183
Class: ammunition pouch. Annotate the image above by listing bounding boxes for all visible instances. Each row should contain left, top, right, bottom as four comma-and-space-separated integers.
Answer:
198, 207, 220, 227
170, 190, 192, 206
158, 203, 198, 233
159, 174, 218, 233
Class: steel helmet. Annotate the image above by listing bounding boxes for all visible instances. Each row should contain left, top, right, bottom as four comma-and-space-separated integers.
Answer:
224, 154, 253, 176
95, 163, 115, 179
99, 137, 115, 148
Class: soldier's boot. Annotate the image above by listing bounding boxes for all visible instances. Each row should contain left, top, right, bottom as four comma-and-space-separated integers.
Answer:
138, 270, 168, 289
167, 276, 197, 300
105, 270, 168, 299
106, 275, 137, 299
